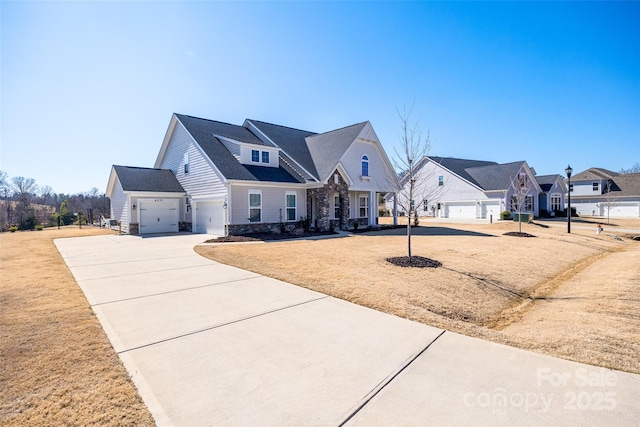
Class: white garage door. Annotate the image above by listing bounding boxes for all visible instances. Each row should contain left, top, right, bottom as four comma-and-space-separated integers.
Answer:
608, 202, 640, 218
482, 202, 501, 219
446, 202, 477, 219
139, 199, 179, 234
195, 201, 225, 235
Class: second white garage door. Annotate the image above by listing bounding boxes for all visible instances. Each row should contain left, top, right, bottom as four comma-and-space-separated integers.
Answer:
139, 199, 179, 234
445, 202, 478, 219
195, 201, 225, 235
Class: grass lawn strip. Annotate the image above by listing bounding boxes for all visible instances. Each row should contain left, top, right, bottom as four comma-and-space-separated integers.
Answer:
0, 227, 155, 426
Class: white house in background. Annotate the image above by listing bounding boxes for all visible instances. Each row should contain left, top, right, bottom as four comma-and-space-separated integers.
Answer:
106, 113, 400, 235
387, 156, 564, 220
568, 168, 640, 218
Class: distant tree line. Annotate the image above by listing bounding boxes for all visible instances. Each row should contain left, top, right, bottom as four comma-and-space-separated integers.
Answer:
0, 170, 109, 231
619, 162, 640, 174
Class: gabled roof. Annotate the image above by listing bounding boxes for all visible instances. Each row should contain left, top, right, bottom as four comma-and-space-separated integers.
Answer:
175, 114, 304, 183
535, 174, 563, 192
571, 168, 619, 181
466, 161, 527, 191
306, 122, 368, 181
112, 165, 185, 193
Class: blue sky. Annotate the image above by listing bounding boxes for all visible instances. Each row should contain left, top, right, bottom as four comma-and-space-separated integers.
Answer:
2, 1, 638, 195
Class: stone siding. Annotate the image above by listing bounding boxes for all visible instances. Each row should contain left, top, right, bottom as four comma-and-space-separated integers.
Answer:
307, 169, 350, 231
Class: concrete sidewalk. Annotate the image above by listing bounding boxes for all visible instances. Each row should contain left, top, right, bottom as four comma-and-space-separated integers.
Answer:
55, 234, 640, 426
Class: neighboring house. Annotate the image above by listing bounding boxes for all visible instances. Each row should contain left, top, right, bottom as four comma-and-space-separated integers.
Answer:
535, 174, 567, 215
106, 113, 400, 235
568, 168, 640, 218
387, 156, 564, 220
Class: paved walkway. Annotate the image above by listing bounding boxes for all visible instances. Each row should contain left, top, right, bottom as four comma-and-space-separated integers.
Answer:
55, 234, 640, 426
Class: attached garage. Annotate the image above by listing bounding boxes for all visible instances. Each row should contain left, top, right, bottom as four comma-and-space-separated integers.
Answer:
138, 198, 179, 234
106, 166, 186, 235
445, 201, 478, 219
195, 201, 225, 235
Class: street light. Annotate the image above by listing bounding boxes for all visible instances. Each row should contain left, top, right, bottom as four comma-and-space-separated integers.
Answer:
565, 165, 573, 233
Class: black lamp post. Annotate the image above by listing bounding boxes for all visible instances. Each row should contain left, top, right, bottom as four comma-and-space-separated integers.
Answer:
565, 164, 573, 233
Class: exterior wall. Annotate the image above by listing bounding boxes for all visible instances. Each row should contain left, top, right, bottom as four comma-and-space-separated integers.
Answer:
341, 139, 398, 193
109, 178, 130, 233
157, 121, 227, 225
229, 184, 306, 226
571, 198, 640, 218
239, 145, 279, 168
571, 180, 604, 196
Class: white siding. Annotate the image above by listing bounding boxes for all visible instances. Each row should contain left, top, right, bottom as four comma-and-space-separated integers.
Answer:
572, 180, 603, 196
158, 121, 227, 199
229, 185, 306, 224
109, 178, 129, 233
239, 145, 279, 168
341, 140, 397, 192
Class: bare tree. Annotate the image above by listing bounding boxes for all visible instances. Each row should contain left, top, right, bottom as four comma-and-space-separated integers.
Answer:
392, 104, 432, 259
619, 162, 640, 174
10, 176, 38, 228
602, 179, 616, 225
509, 173, 529, 234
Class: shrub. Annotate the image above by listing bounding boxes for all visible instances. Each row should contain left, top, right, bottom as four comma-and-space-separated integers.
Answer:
298, 216, 311, 232
36, 224, 43, 231
9, 225, 18, 232
500, 210, 512, 220
539, 209, 550, 218
353, 222, 359, 230
19, 216, 37, 231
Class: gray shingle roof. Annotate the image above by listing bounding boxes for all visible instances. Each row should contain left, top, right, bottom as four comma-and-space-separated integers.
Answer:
175, 114, 305, 183
306, 122, 368, 181
535, 174, 562, 192
113, 165, 185, 192
571, 168, 618, 181
427, 157, 498, 187
466, 161, 526, 191
246, 120, 318, 178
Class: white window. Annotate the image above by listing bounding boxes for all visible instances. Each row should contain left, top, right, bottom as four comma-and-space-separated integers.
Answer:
184, 153, 189, 174
518, 173, 527, 188
249, 191, 261, 222
285, 192, 296, 221
525, 196, 533, 211
359, 195, 368, 218
262, 151, 270, 164
422, 199, 428, 211
593, 182, 599, 192
251, 150, 260, 163
551, 195, 562, 212
333, 194, 340, 219
361, 155, 369, 176
438, 175, 444, 186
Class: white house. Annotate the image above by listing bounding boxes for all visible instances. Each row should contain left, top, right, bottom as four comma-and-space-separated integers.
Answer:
568, 168, 640, 218
107, 113, 400, 235
388, 156, 564, 220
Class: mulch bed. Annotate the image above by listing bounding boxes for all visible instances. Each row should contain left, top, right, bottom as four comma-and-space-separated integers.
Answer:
205, 231, 338, 243
386, 255, 442, 268
503, 232, 536, 238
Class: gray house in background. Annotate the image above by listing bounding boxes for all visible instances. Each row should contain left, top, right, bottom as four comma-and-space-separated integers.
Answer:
106, 113, 400, 235
387, 156, 566, 220
568, 168, 640, 218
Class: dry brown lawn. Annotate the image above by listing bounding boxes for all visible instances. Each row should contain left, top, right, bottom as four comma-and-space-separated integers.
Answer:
0, 227, 154, 426
196, 218, 640, 374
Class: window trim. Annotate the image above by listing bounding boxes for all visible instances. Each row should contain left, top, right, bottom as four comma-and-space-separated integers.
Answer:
593, 182, 599, 192
333, 193, 341, 219
359, 195, 369, 218
438, 175, 444, 186
550, 194, 562, 212
361, 155, 369, 177
248, 190, 262, 223
262, 151, 270, 164
251, 150, 260, 163
285, 191, 297, 222
184, 152, 189, 174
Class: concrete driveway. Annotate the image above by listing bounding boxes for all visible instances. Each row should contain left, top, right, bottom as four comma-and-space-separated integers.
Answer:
55, 234, 640, 426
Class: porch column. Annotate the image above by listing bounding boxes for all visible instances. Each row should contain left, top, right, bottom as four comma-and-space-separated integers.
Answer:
393, 193, 398, 226
370, 190, 376, 226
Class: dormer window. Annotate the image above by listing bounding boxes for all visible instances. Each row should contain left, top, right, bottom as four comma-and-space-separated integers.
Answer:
184, 153, 189, 174
262, 151, 269, 164
593, 182, 599, 192
251, 150, 260, 163
361, 155, 369, 177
